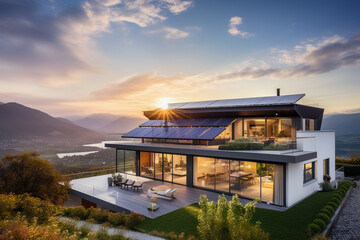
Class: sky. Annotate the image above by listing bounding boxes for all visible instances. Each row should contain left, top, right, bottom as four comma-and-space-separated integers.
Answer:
0, 0, 359, 118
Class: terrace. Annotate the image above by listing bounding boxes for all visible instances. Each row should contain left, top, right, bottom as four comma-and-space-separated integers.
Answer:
68, 174, 286, 219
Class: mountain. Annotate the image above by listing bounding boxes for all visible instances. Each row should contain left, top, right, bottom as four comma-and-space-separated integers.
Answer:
322, 113, 360, 136
0, 102, 100, 139
98, 117, 145, 133
74, 114, 145, 133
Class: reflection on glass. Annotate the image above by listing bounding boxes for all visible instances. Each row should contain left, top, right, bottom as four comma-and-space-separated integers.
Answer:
260, 163, 274, 203
163, 154, 173, 182
124, 150, 136, 174
173, 154, 186, 184
193, 157, 215, 189
140, 152, 154, 178
216, 159, 229, 192
116, 149, 124, 172
230, 161, 260, 199
154, 153, 163, 180
244, 119, 265, 137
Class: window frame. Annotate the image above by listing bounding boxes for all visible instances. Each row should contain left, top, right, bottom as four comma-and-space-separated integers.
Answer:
303, 161, 315, 183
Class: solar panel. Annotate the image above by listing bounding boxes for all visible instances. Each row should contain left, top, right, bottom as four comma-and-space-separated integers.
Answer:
182, 127, 209, 139
122, 127, 143, 137
139, 120, 154, 127
187, 119, 206, 126
133, 127, 156, 137
139, 120, 164, 127
153, 128, 179, 138
144, 127, 167, 138
168, 94, 305, 109
216, 118, 235, 126
168, 127, 193, 139
197, 127, 226, 140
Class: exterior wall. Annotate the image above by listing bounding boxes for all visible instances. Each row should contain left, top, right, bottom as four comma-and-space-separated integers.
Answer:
286, 130, 335, 207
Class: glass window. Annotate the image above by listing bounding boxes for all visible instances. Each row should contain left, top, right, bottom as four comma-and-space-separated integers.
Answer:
154, 153, 163, 180
163, 154, 173, 182
116, 149, 124, 172
124, 150, 136, 175
193, 157, 215, 189
244, 119, 265, 137
323, 159, 329, 176
304, 162, 315, 183
231, 161, 260, 199
173, 154, 187, 185
267, 118, 292, 138
260, 163, 274, 204
215, 159, 229, 192
140, 152, 154, 178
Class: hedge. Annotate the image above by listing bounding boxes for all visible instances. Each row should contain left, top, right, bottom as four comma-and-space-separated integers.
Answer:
306, 180, 353, 237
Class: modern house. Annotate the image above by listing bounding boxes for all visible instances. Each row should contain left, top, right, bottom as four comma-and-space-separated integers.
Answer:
105, 92, 335, 207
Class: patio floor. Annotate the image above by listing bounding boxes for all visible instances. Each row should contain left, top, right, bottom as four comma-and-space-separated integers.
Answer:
69, 174, 286, 219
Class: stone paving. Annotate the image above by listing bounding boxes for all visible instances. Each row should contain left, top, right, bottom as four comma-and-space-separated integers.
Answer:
330, 181, 360, 240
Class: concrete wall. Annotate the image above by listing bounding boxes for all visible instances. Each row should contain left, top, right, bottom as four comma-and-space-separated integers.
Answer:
286, 131, 335, 207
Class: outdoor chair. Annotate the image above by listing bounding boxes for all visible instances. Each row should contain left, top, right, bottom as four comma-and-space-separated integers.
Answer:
115, 178, 128, 188
125, 179, 135, 189
147, 188, 177, 201
131, 181, 144, 191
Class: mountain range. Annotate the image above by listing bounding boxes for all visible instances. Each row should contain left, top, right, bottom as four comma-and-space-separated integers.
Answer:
321, 113, 360, 135
0, 102, 99, 140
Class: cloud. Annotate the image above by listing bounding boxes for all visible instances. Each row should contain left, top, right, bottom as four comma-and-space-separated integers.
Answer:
92, 73, 194, 99
228, 16, 253, 38
149, 27, 189, 39
0, 0, 193, 85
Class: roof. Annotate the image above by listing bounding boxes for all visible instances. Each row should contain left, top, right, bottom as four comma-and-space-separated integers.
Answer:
167, 94, 305, 110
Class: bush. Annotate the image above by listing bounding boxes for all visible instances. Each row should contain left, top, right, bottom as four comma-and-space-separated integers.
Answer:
313, 219, 326, 231
108, 212, 126, 226
319, 208, 331, 218
329, 197, 341, 206
316, 213, 330, 224
331, 194, 342, 203
88, 207, 109, 223
323, 206, 335, 216
319, 182, 333, 192
327, 201, 338, 210
307, 223, 321, 237
337, 188, 346, 197
125, 212, 145, 228
264, 143, 289, 150
219, 139, 264, 151
311, 233, 331, 240
333, 193, 343, 200
68, 206, 89, 220
0, 193, 17, 219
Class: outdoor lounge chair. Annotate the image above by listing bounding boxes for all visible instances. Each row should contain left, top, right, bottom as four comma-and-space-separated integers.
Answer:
131, 181, 143, 191
115, 178, 128, 188
125, 179, 135, 189
147, 188, 177, 200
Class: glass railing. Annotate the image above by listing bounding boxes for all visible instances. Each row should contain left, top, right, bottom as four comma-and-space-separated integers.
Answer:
218, 137, 316, 152
63, 167, 116, 180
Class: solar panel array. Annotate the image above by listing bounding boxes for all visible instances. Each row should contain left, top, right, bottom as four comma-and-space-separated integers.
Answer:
139, 118, 235, 127
167, 94, 305, 110
122, 126, 226, 140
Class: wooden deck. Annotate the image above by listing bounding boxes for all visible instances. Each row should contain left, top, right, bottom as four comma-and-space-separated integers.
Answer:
69, 174, 286, 219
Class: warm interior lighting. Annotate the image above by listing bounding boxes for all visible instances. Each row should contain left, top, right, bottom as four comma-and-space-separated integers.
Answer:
156, 98, 170, 110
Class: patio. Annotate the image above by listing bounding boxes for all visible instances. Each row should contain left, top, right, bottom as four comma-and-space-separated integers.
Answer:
68, 174, 286, 219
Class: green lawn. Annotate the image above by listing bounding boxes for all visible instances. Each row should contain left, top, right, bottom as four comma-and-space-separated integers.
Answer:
136, 191, 336, 240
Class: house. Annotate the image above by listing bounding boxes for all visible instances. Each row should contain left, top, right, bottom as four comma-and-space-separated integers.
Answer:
105, 92, 335, 207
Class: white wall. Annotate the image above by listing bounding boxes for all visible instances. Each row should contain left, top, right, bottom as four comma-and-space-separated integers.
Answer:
286, 130, 335, 207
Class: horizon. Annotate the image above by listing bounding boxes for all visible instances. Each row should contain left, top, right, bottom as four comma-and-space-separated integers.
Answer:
0, 0, 359, 118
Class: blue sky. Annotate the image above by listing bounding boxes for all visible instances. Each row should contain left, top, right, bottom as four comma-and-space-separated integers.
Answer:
0, 0, 359, 117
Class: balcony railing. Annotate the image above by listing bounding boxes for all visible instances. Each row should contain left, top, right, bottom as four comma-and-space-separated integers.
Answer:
63, 167, 116, 180
218, 137, 316, 152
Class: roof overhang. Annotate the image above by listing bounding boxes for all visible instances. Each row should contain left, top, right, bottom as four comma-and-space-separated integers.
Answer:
105, 143, 317, 164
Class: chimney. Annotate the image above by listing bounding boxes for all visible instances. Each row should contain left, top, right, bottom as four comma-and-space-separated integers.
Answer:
277, 88, 280, 96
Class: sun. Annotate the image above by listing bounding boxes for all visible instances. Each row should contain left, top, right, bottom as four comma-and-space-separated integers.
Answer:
156, 98, 171, 110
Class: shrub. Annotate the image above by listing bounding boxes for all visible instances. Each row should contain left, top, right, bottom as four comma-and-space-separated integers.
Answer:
311, 233, 331, 240
331, 194, 342, 203
319, 182, 333, 192
108, 212, 126, 226
337, 188, 346, 197
316, 213, 330, 224
307, 223, 321, 237
68, 206, 89, 220
88, 207, 109, 223
219, 140, 264, 151
319, 208, 331, 218
0, 193, 17, 219
313, 219, 326, 231
264, 143, 289, 150
333, 193, 343, 200
323, 206, 335, 216
17, 194, 58, 223
327, 201, 338, 210
329, 197, 341, 206
125, 212, 145, 228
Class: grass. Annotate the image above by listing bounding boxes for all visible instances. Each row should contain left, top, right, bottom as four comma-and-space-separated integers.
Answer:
136, 191, 336, 240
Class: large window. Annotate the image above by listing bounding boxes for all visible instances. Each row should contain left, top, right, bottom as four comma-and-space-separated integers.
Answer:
140, 152, 186, 185
267, 118, 292, 138
303, 161, 315, 183
116, 150, 136, 175
194, 157, 284, 205
323, 159, 329, 176
244, 119, 265, 137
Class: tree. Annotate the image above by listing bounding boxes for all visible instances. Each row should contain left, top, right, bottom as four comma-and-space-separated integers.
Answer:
0, 152, 70, 205
197, 194, 269, 240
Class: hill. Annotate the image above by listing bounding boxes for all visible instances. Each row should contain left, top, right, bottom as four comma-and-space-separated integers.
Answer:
322, 113, 360, 135
0, 102, 100, 140
74, 114, 145, 133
